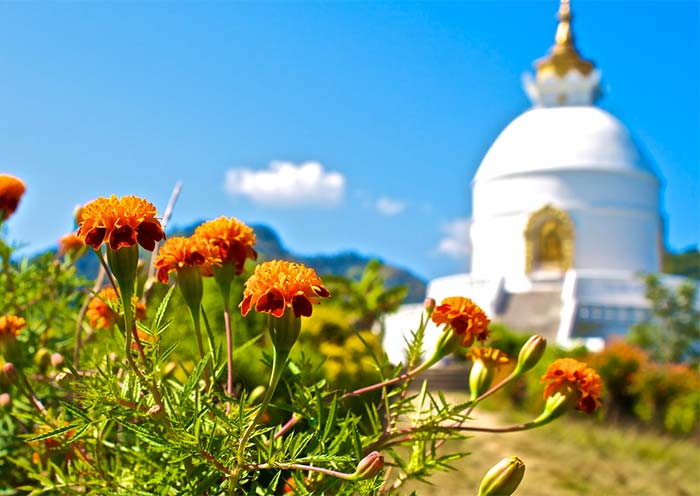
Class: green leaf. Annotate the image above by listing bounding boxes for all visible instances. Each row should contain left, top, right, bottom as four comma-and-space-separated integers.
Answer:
26, 424, 78, 443
118, 420, 167, 447
323, 395, 338, 441
180, 355, 209, 406
59, 401, 92, 422
154, 284, 176, 330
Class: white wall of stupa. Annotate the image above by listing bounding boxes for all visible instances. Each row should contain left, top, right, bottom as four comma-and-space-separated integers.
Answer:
383, 0, 679, 365
470, 105, 661, 280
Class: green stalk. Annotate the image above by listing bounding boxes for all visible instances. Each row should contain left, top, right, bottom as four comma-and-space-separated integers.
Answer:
236, 344, 290, 466
187, 302, 211, 388
214, 264, 235, 405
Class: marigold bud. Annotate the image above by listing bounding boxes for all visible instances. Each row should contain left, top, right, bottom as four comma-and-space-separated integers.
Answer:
248, 385, 266, 403
424, 297, 436, 314
478, 456, 526, 496
351, 451, 384, 480
469, 358, 495, 401
2, 362, 17, 383
512, 335, 547, 376
468, 348, 510, 401
34, 348, 52, 373
51, 353, 65, 369
422, 327, 460, 370
0, 392, 11, 410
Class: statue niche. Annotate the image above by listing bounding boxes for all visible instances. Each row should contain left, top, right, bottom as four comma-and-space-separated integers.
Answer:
525, 205, 574, 273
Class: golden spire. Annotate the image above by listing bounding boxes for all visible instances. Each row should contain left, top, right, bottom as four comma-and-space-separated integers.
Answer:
535, 0, 594, 80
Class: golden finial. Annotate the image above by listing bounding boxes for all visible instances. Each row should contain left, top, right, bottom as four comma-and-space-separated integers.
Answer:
535, 0, 594, 79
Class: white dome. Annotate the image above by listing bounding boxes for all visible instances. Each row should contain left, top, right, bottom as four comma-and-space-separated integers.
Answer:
475, 106, 658, 183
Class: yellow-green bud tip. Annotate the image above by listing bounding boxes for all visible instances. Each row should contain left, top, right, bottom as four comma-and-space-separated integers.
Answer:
478, 456, 526, 496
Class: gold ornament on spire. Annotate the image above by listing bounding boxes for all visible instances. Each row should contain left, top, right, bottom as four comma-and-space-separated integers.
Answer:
535, 0, 594, 80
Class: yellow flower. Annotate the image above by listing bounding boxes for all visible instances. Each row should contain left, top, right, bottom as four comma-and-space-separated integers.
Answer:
77, 195, 165, 251
194, 216, 257, 274
431, 296, 490, 347
469, 347, 510, 366
0, 315, 26, 339
541, 358, 602, 414
154, 236, 220, 284
468, 347, 511, 399
240, 260, 330, 318
0, 174, 26, 220
86, 288, 147, 330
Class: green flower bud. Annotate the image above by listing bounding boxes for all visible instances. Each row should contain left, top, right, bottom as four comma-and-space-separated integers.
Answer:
469, 359, 495, 401
106, 244, 140, 297
34, 348, 52, 373
422, 328, 460, 370
478, 456, 526, 496
248, 385, 266, 403
512, 335, 547, 377
176, 265, 204, 314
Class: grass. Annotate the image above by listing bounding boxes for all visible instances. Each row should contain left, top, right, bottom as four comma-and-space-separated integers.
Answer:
394, 393, 700, 496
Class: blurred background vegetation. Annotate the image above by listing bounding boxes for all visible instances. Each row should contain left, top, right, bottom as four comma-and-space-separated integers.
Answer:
1, 227, 698, 494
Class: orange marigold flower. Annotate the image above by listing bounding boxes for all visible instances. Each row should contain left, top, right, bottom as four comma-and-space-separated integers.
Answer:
541, 358, 602, 414
77, 195, 165, 251
240, 260, 330, 318
431, 296, 490, 347
194, 216, 257, 274
154, 236, 221, 284
469, 347, 510, 367
0, 315, 26, 338
58, 233, 85, 257
86, 288, 147, 330
0, 174, 26, 220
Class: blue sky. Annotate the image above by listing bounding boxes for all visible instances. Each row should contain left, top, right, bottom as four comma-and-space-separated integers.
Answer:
1, 1, 698, 281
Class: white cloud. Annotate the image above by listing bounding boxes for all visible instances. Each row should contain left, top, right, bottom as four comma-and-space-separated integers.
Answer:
437, 218, 471, 258
376, 196, 406, 216
224, 161, 345, 206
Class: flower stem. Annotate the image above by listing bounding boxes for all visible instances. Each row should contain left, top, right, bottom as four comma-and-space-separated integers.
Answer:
74, 267, 106, 366
119, 286, 165, 416
467, 370, 518, 415
341, 360, 431, 400
248, 462, 356, 481
222, 297, 234, 410
16, 367, 46, 415
236, 345, 290, 466
187, 303, 211, 389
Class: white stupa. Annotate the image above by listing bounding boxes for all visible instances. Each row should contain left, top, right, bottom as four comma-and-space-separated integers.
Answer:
384, 0, 683, 363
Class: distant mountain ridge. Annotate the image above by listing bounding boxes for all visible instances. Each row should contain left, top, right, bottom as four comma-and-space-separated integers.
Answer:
178, 222, 427, 303
74, 222, 427, 303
